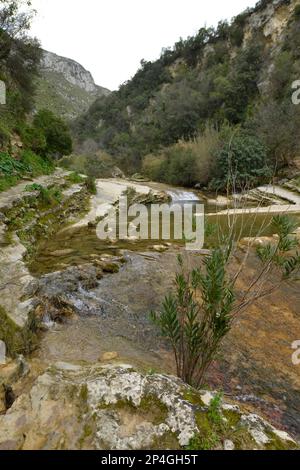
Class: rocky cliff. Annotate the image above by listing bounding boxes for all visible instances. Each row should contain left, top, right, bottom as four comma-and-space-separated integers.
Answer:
34, 50, 110, 120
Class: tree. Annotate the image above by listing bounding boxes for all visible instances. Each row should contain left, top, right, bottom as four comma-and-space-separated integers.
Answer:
151, 215, 300, 387
0, 1, 41, 114
33, 110, 73, 158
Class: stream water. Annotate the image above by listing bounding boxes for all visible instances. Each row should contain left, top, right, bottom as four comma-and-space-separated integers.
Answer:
28, 184, 300, 276
28, 182, 300, 436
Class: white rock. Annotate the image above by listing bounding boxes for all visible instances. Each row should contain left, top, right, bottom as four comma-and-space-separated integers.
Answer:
224, 439, 235, 450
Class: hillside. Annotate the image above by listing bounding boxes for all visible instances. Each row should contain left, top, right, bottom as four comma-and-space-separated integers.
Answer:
34, 50, 110, 120
73, 0, 300, 187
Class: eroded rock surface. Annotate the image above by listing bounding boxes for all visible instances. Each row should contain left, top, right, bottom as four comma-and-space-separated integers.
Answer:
0, 363, 297, 451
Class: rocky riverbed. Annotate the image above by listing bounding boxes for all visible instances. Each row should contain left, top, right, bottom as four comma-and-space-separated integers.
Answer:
1, 175, 300, 449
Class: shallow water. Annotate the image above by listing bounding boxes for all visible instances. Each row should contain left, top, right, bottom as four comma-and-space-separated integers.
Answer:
29, 182, 300, 437
28, 211, 300, 276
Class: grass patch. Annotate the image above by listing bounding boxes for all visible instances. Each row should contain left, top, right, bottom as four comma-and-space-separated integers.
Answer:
24, 184, 62, 207
66, 172, 85, 184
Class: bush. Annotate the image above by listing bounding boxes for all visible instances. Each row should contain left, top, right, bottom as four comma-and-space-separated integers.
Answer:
0, 122, 11, 150
151, 216, 300, 388
24, 183, 62, 206
20, 125, 47, 155
248, 100, 300, 167
0, 150, 54, 192
294, 4, 300, 19
211, 133, 270, 191
85, 176, 97, 195
142, 153, 166, 181
33, 109, 73, 158
142, 126, 220, 187
20, 150, 54, 176
59, 151, 115, 178
66, 172, 85, 184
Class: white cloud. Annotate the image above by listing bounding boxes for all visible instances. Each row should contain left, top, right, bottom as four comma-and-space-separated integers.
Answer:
30, 0, 258, 90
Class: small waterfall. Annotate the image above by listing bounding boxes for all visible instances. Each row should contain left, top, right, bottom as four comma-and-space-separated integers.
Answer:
167, 190, 200, 203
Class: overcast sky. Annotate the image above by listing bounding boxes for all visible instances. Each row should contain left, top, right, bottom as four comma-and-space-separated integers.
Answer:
30, 0, 258, 91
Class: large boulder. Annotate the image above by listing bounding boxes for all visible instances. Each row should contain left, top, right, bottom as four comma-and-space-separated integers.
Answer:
0, 363, 297, 450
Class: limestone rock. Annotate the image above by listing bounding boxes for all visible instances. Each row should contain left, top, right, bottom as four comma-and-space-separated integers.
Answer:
0, 364, 297, 451
41, 50, 100, 93
224, 439, 235, 450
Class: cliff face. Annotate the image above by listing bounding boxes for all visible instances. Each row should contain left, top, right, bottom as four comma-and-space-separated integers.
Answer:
244, 0, 297, 45
41, 51, 99, 94
34, 50, 110, 120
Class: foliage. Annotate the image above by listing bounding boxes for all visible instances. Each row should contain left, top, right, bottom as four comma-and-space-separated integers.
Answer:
143, 126, 220, 186
85, 175, 97, 195
151, 215, 300, 387
72, 1, 300, 185
248, 99, 300, 167
151, 251, 234, 387
295, 4, 300, 19
24, 182, 62, 205
0, 0, 41, 115
0, 150, 53, 192
66, 172, 85, 184
24, 182, 43, 192
33, 109, 73, 158
207, 393, 223, 425
73, 14, 265, 179
20, 124, 47, 155
211, 132, 270, 191
0, 122, 11, 149
186, 430, 219, 451
59, 151, 115, 178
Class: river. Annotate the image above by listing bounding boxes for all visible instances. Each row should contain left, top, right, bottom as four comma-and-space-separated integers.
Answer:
26, 179, 300, 438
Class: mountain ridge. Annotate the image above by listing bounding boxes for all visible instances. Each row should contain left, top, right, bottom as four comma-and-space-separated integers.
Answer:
34, 49, 110, 120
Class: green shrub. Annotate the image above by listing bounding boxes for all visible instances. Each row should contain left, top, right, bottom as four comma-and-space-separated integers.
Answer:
0, 151, 30, 175
66, 172, 85, 184
208, 393, 223, 425
0, 122, 11, 150
24, 183, 44, 192
59, 152, 115, 178
85, 176, 97, 195
33, 109, 73, 158
186, 431, 219, 450
142, 153, 166, 181
24, 183, 62, 206
211, 133, 270, 191
0, 151, 54, 192
20, 125, 47, 155
142, 126, 220, 187
294, 4, 300, 19
20, 150, 54, 176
